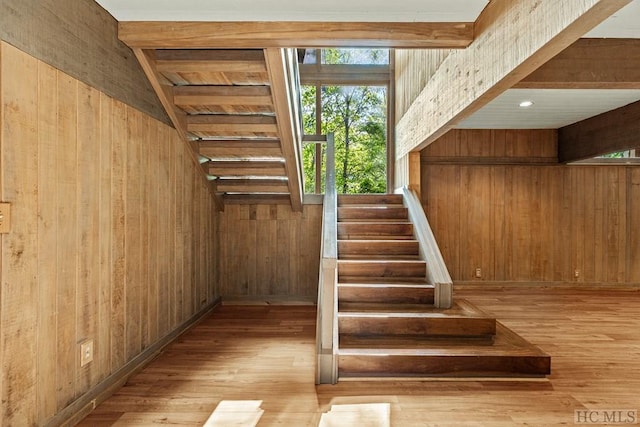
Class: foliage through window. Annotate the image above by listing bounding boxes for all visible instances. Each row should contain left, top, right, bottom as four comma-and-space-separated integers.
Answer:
301, 48, 389, 194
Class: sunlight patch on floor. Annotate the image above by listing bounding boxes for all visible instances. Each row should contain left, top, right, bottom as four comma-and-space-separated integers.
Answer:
202, 400, 264, 427
318, 403, 390, 427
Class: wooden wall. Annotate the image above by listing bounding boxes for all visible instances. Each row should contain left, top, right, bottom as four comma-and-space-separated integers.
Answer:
0, 0, 168, 124
0, 42, 218, 426
421, 129, 640, 284
218, 204, 322, 302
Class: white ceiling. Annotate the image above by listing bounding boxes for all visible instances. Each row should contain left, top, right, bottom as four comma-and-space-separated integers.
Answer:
456, 89, 640, 129
586, 0, 640, 38
95, 0, 489, 22
96, 0, 640, 131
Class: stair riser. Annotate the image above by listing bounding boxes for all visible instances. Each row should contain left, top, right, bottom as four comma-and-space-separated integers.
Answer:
338, 317, 496, 338
338, 241, 420, 259
337, 223, 414, 240
338, 262, 426, 279
338, 287, 434, 304
338, 207, 408, 221
338, 194, 403, 206
337, 355, 551, 377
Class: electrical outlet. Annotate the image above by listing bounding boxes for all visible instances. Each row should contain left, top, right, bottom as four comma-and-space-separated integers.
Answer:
475, 268, 482, 278
80, 340, 94, 367
0, 203, 10, 234
574, 270, 580, 278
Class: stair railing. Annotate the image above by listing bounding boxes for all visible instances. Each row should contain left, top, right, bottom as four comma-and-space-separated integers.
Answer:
401, 186, 453, 308
315, 133, 338, 384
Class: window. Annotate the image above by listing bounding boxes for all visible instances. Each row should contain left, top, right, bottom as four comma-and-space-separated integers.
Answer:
300, 49, 391, 194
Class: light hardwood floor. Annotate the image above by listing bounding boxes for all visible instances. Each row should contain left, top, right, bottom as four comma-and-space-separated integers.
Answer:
78, 287, 640, 426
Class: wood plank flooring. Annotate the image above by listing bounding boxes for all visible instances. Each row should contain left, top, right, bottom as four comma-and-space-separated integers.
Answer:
78, 287, 640, 426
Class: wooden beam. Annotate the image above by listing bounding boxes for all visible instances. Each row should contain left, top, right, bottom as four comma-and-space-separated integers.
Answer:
199, 140, 283, 159
559, 100, 640, 162
299, 64, 391, 85
395, 0, 631, 160
173, 86, 272, 107
119, 21, 474, 49
132, 49, 188, 140
264, 48, 304, 211
516, 38, 640, 89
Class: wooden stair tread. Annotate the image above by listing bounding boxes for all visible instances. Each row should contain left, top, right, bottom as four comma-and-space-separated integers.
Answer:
338, 240, 420, 260
337, 283, 434, 289
339, 334, 494, 348
337, 283, 435, 304
338, 194, 403, 206
337, 206, 408, 221
337, 322, 551, 378
338, 276, 429, 284
338, 323, 547, 356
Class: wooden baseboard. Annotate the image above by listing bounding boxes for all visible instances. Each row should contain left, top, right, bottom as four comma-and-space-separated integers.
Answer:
453, 281, 640, 290
50, 297, 222, 427
221, 295, 316, 305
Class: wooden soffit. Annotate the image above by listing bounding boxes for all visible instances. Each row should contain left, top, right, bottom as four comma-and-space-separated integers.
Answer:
516, 38, 640, 89
559, 100, 640, 162
118, 21, 474, 49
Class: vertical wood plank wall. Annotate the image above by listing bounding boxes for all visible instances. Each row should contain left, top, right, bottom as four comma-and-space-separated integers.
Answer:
0, 42, 218, 426
394, 49, 452, 122
421, 129, 640, 284
218, 204, 322, 302
394, 49, 452, 189
0, 0, 168, 123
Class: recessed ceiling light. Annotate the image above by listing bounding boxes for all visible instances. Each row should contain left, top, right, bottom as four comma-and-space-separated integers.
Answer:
519, 100, 534, 108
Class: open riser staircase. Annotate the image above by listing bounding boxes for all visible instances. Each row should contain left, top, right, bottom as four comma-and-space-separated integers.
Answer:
330, 193, 550, 380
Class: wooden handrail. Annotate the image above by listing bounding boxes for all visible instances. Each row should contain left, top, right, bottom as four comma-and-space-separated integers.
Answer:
315, 133, 337, 384
401, 186, 453, 308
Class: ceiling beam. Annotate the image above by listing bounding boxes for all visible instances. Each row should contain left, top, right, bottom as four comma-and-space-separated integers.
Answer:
395, 0, 631, 160
559, 100, 640, 162
515, 38, 640, 89
118, 21, 474, 49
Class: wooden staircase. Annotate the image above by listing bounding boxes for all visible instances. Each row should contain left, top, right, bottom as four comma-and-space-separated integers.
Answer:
334, 194, 550, 378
